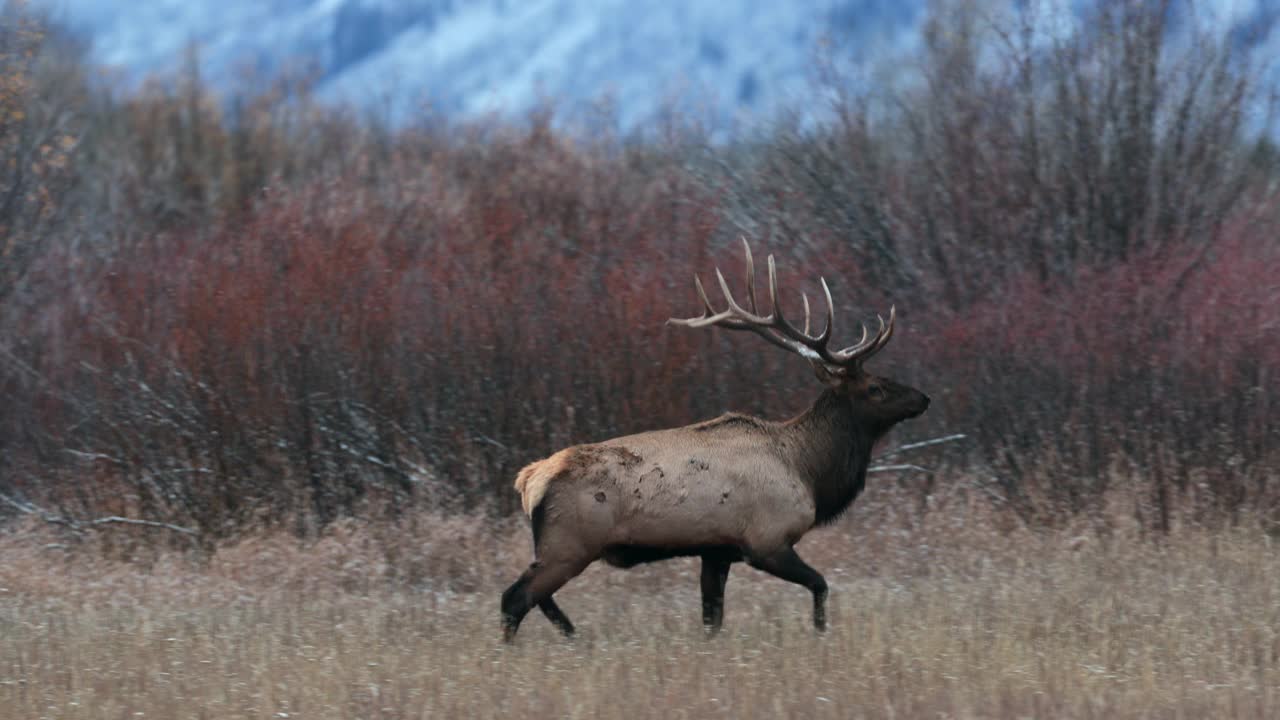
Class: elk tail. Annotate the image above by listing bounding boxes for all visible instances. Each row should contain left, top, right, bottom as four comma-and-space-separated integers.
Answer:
513, 449, 571, 517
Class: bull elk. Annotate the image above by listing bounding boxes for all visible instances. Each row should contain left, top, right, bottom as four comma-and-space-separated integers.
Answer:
501, 240, 930, 641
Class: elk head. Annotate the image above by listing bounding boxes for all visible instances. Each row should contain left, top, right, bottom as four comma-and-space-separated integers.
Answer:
669, 239, 929, 433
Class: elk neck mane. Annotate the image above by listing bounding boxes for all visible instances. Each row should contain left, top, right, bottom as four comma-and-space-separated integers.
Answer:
779, 388, 876, 526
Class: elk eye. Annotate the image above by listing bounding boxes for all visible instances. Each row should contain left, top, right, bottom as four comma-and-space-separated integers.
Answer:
868, 385, 885, 399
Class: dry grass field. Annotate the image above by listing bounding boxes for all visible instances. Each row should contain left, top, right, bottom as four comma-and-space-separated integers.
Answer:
2, 488, 1277, 720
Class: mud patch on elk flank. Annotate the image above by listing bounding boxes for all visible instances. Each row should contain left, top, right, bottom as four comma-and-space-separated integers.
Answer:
561, 445, 642, 475
635, 465, 665, 498
600, 446, 642, 468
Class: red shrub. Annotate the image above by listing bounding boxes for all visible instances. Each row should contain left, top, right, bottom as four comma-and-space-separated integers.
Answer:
1, 0, 1275, 536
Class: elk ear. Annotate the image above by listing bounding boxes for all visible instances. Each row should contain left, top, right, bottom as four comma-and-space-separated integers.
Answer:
810, 362, 847, 389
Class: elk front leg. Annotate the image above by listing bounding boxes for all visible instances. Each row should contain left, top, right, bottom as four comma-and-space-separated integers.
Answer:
748, 547, 829, 632
700, 554, 732, 632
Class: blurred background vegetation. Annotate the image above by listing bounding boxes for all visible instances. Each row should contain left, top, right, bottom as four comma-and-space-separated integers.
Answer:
0, 0, 1276, 548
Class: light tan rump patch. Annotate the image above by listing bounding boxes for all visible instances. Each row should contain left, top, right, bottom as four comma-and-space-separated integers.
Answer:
513, 448, 572, 516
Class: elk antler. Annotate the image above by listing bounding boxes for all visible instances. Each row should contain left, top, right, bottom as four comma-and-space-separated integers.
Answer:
668, 238, 894, 373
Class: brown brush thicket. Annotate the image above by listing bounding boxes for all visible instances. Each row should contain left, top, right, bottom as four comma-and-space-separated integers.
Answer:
0, 1, 1276, 546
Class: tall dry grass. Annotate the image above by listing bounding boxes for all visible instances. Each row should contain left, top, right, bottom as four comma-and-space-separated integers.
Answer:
2, 477, 1277, 719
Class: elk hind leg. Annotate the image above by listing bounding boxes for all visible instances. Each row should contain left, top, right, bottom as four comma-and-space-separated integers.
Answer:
748, 546, 829, 632
538, 597, 575, 637
501, 558, 587, 642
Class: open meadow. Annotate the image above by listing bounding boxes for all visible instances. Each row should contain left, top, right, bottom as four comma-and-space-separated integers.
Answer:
3, 486, 1279, 719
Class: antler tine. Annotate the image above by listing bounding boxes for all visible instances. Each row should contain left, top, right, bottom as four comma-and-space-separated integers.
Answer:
668, 274, 727, 328
766, 254, 781, 322
839, 316, 879, 356
669, 244, 777, 332
831, 306, 895, 364
695, 275, 716, 316
867, 305, 896, 354
801, 293, 811, 335
765, 254, 835, 351
817, 277, 835, 345
766, 254, 810, 342
741, 237, 759, 314
837, 323, 870, 355
714, 266, 763, 321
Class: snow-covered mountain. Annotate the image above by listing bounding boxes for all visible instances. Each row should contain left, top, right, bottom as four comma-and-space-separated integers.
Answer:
38, 0, 922, 130
34, 0, 1279, 132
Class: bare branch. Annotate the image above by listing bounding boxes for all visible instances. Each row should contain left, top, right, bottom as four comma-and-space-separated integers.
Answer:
868, 433, 967, 474
63, 449, 125, 465
876, 433, 967, 459
87, 516, 198, 536
867, 463, 930, 474
0, 490, 197, 538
